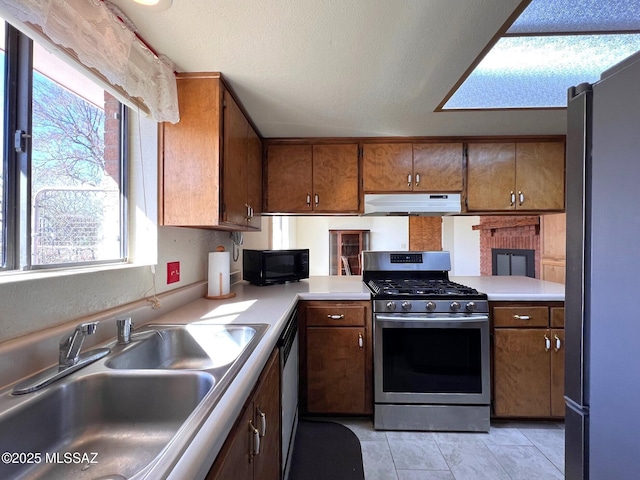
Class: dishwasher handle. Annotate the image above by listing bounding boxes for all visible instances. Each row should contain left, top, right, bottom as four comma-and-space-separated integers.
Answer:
279, 306, 298, 365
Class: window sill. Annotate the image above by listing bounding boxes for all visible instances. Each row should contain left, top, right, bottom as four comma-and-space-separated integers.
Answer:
0, 262, 147, 286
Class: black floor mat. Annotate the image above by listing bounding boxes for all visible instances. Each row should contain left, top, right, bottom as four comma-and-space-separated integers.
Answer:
289, 420, 365, 480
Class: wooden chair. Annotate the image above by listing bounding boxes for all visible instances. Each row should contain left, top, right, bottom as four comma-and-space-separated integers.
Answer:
341, 256, 352, 275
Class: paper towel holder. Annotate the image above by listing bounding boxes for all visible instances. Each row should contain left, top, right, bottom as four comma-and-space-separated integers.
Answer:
205, 246, 237, 300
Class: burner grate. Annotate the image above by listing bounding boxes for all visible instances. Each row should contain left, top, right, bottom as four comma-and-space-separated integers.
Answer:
368, 278, 480, 297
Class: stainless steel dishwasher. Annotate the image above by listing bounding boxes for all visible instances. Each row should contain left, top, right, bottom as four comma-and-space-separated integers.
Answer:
279, 306, 299, 480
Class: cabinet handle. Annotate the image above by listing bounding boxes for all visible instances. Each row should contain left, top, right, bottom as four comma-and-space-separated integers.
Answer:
513, 314, 530, 321
245, 203, 251, 220
315, 193, 319, 207
306, 193, 311, 207
518, 191, 524, 206
415, 173, 420, 187
249, 421, 260, 456
358, 333, 363, 348
407, 173, 412, 187
544, 334, 551, 352
554, 334, 562, 352
257, 408, 267, 437
510, 191, 515, 206
327, 314, 345, 320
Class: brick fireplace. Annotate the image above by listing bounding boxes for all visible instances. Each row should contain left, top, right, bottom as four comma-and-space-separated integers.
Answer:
472, 216, 541, 278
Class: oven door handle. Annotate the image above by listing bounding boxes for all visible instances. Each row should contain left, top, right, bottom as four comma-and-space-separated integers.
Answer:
375, 315, 488, 323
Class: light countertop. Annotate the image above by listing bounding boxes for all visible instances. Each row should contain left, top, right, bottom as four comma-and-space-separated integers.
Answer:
162, 274, 564, 479
452, 275, 565, 302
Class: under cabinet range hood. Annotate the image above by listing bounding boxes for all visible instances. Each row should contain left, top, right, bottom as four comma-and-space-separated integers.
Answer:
363, 193, 461, 216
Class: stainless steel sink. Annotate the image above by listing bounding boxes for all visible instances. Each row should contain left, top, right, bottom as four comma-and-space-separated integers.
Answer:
106, 324, 266, 370
0, 371, 214, 479
0, 322, 270, 479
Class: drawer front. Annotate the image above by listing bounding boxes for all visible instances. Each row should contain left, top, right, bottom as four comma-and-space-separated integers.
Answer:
305, 305, 366, 327
493, 306, 549, 328
551, 307, 565, 328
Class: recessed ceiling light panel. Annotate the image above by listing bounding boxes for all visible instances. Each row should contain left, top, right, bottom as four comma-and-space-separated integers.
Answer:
508, 0, 640, 34
443, 34, 640, 109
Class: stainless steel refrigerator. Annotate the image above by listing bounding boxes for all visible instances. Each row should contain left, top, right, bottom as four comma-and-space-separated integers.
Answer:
565, 50, 640, 480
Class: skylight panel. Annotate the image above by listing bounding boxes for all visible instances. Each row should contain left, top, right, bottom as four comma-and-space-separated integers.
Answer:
440, 0, 640, 110
443, 34, 640, 109
508, 0, 640, 34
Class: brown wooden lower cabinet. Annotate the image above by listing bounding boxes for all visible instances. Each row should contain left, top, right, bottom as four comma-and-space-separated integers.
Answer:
491, 302, 565, 418
299, 300, 373, 415
306, 327, 366, 413
207, 349, 281, 480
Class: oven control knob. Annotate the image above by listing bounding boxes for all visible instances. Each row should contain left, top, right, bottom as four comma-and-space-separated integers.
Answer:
386, 301, 397, 311
425, 301, 437, 311
450, 301, 461, 311
466, 301, 476, 312
401, 301, 412, 311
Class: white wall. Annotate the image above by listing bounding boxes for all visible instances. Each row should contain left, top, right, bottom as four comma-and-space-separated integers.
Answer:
442, 216, 481, 275
0, 112, 231, 344
293, 216, 409, 275
273, 215, 480, 276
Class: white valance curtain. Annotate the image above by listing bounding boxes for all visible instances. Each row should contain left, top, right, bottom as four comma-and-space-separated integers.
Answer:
0, 0, 179, 123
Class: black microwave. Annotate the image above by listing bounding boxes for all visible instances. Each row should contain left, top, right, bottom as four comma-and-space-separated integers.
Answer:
243, 249, 310, 286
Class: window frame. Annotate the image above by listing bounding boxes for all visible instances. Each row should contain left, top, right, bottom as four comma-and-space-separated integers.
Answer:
1, 22, 128, 272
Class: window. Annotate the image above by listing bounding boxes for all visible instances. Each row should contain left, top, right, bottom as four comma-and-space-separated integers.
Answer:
1, 20, 127, 271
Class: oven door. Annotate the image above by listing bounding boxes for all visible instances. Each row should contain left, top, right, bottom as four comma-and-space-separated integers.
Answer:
374, 314, 490, 405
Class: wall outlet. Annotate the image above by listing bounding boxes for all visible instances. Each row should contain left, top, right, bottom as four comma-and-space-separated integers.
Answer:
167, 261, 180, 284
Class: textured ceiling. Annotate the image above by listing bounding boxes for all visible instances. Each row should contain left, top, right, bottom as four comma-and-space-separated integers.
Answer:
111, 0, 567, 138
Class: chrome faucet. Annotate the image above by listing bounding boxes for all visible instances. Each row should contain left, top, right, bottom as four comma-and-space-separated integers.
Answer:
59, 321, 99, 367
117, 318, 133, 345
14, 321, 110, 395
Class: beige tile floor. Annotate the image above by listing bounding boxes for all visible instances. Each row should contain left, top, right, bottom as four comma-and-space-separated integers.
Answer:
337, 419, 565, 480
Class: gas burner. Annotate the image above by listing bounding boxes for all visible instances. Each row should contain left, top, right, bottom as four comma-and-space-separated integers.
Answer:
368, 278, 481, 297
362, 251, 488, 313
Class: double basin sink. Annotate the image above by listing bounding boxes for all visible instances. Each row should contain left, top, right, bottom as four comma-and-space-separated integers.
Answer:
0, 323, 269, 479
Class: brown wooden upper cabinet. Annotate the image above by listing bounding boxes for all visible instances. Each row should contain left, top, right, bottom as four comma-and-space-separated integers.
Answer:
160, 73, 262, 230
362, 142, 464, 193
265, 143, 359, 213
466, 141, 565, 212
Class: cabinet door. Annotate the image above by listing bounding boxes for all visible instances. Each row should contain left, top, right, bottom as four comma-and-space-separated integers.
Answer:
246, 125, 262, 229
467, 143, 516, 211
516, 142, 565, 211
162, 75, 222, 226
223, 91, 250, 227
306, 327, 366, 414
266, 145, 313, 212
412, 143, 464, 192
312, 144, 359, 212
409, 216, 442, 251
252, 350, 281, 480
362, 143, 413, 192
550, 328, 565, 417
493, 328, 551, 417
206, 404, 254, 480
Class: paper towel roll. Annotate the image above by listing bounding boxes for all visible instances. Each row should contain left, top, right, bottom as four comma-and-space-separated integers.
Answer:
207, 251, 231, 298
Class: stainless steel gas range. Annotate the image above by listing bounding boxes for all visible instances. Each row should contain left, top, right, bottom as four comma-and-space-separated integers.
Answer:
363, 251, 490, 432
